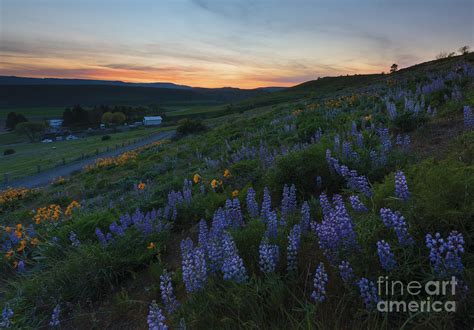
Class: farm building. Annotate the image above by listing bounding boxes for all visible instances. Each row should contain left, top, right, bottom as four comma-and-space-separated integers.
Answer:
143, 116, 162, 126
48, 119, 63, 128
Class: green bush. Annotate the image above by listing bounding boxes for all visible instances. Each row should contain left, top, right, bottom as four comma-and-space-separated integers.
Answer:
3, 148, 15, 155
176, 118, 207, 136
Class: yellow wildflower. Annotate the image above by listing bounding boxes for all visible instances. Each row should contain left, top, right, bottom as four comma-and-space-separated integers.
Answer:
147, 242, 156, 250
211, 179, 218, 189
232, 190, 239, 198
137, 182, 146, 190
223, 169, 231, 178
193, 173, 201, 184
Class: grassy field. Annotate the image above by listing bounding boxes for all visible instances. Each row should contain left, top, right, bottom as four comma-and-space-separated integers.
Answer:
0, 106, 65, 119
0, 127, 169, 181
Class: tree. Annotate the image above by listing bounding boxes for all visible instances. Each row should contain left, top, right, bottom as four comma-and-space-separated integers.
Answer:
111, 112, 126, 125
176, 118, 207, 135
459, 45, 470, 55
101, 112, 114, 126
390, 63, 398, 74
5, 112, 28, 130
15, 122, 46, 142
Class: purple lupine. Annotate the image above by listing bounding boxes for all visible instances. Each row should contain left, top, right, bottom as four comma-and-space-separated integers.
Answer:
426, 231, 465, 275
110, 221, 126, 237
246, 188, 259, 218
49, 304, 60, 327
281, 184, 297, 224
225, 198, 244, 228
311, 262, 328, 303
181, 238, 207, 293
207, 236, 224, 274
17, 261, 25, 273
147, 300, 168, 330
338, 260, 354, 285
377, 240, 397, 271
315, 195, 357, 264
95, 228, 108, 247
265, 210, 278, 239
300, 201, 311, 233
395, 170, 410, 201
160, 270, 180, 314
287, 224, 301, 273
378, 127, 392, 152
349, 195, 368, 213
319, 193, 332, 219
69, 231, 81, 247
260, 187, 272, 221
463, 105, 474, 128
386, 100, 397, 119
0, 304, 13, 328
258, 237, 279, 274
403, 134, 411, 148
198, 219, 208, 247
379, 208, 414, 246
357, 278, 379, 310
221, 232, 248, 283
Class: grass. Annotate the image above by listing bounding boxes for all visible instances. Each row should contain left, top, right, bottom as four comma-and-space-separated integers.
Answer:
0, 127, 166, 181
0, 106, 65, 120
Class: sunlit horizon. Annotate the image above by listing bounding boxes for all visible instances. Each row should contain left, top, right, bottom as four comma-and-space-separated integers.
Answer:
1, 0, 472, 89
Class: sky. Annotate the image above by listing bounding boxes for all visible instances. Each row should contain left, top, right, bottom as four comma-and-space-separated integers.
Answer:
0, 0, 473, 88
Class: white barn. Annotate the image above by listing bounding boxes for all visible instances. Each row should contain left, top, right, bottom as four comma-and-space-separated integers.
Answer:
143, 116, 163, 126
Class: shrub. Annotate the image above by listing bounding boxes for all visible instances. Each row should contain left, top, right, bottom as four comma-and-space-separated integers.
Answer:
176, 118, 207, 135
101, 135, 111, 141
3, 148, 15, 155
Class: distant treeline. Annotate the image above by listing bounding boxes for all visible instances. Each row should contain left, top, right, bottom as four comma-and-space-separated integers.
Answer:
62, 105, 164, 127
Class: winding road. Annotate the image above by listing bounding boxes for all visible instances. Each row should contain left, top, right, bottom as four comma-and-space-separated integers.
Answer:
1, 130, 174, 190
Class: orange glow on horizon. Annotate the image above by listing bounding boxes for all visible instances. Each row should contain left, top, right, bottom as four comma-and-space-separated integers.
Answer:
0, 55, 387, 89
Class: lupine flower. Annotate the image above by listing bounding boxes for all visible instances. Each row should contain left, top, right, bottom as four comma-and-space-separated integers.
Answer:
246, 188, 259, 218
338, 260, 354, 285
311, 262, 328, 303
281, 184, 297, 223
160, 270, 180, 314
300, 201, 311, 233
265, 210, 278, 239
0, 304, 14, 328
464, 105, 474, 128
49, 304, 60, 327
95, 228, 108, 247
198, 219, 208, 247
379, 208, 414, 246
395, 170, 410, 201
426, 231, 465, 275
147, 300, 168, 330
357, 278, 379, 310
181, 238, 207, 292
225, 198, 244, 228
259, 236, 279, 274
349, 195, 368, 213
319, 193, 332, 219
287, 224, 301, 273
377, 240, 397, 271
69, 231, 81, 247
17, 260, 25, 273
221, 232, 248, 283
260, 187, 272, 221
315, 195, 357, 264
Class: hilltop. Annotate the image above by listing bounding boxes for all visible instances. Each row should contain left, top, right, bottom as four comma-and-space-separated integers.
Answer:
0, 53, 473, 329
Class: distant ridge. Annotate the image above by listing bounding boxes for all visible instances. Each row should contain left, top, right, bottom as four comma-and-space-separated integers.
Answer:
0, 75, 285, 92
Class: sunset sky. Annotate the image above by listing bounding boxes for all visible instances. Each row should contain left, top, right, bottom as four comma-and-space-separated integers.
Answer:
0, 0, 472, 88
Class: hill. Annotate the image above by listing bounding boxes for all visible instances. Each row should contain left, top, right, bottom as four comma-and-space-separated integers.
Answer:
0, 77, 284, 108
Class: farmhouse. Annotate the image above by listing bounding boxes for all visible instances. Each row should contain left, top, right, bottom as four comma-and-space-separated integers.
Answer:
143, 116, 162, 126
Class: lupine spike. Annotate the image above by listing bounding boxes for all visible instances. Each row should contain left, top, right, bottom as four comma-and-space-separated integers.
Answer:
147, 300, 168, 330
287, 224, 301, 273
377, 240, 397, 271
160, 270, 180, 314
311, 262, 328, 303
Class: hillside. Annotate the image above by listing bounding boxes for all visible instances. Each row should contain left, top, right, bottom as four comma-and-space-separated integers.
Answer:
0, 54, 473, 329
0, 81, 281, 108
